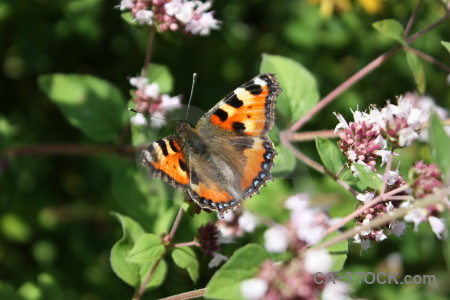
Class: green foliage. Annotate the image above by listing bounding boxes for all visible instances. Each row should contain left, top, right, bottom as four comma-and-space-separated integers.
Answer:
319, 232, 349, 272
353, 164, 383, 191
127, 234, 166, 263
372, 19, 405, 45
429, 114, 450, 177
260, 54, 320, 125
171, 247, 199, 283
110, 213, 167, 290
38, 74, 127, 142
205, 244, 270, 300
442, 41, 450, 54
147, 63, 174, 94
405, 51, 426, 93
315, 136, 346, 174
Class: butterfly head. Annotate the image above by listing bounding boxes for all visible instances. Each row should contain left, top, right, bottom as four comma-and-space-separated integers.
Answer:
175, 120, 193, 136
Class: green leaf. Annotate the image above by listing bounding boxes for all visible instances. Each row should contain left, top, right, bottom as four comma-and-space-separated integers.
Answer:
111, 158, 180, 233
443, 212, 450, 271
127, 234, 165, 263
260, 54, 319, 124
405, 51, 426, 93
205, 244, 270, 300
319, 232, 348, 272
110, 212, 146, 287
38, 74, 127, 142
315, 136, 346, 174
171, 247, 199, 283
429, 114, 450, 177
272, 144, 297, 177
353, 163, 383, 191
147, 63, 174, 94
442, 41, 450, 54
37, 273, 66, 300
0, 282, 20, 300
110, 213, 168, 289
372, 19, 405, 44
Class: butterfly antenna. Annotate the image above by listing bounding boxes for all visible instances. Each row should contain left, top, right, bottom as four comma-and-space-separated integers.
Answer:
128, 108, 167, 122
185, 73, 197, 121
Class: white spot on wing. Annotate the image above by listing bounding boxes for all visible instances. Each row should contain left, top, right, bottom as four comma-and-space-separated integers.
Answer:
143, 150, 152, 162
254, 77, 266, 86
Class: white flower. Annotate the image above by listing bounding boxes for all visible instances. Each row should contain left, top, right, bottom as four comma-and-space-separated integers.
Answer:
149, 111, 167, 128
322, 281, 352, 300
375, 150, 392, 166
353, 234, 371, 250
333, 112, 349, 132
238, 211, 259, 233
386, 169, 400, 186
264, 225, 289, 253
304, 250, 332, 274
165, 0, 184, 16
404, 208, 428, 231
129, 76, 148, 90
428, 216, 445, 239
388, 221, 407, 237
159, 94, 182, 111
119, 0, 134, 11
359, 219, 372, 236
134, 10, 154, 25
398, 127, 419, 147
240, 278, 268, 300
185, 11, 221, 36
208, 252, 228, 268
284, 193, 311, 211
130, 114, 148, 126
356, 192, 375, 204
144, 82, 160, 99
374, 230, 387, 242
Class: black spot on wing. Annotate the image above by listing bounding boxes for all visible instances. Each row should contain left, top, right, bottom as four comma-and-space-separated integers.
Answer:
246, 84, 263, 95
190, 168, 200, 185
156, 139, 169, 156
169, 140, 179, 153
179, 159, 187, 172
227, 94, 243, 108
232, 122, 246, 133
214, 108, 228, 121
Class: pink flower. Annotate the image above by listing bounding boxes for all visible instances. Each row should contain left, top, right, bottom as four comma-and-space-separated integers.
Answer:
129, 76, 182, 128
264, 225, 289, 253
118, 0, 221, 36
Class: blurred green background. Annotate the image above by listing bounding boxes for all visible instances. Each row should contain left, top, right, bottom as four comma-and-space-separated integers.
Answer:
1, 0, 449, 299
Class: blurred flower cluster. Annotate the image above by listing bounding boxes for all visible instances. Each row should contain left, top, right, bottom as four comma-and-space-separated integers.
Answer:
129, 76, 182, 128
335, 96, 449, 250
119, 0, 220, 36
234, 194, 352, 300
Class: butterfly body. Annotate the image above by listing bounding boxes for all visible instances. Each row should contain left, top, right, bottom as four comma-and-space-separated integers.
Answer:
141, 73, 281, 215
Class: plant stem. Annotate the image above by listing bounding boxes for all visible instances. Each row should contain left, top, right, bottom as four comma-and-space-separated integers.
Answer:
289, 11, 450, 133
403, 0, 424, 39
165, 205, 185, 243
321, 185, 410, 238
159, 288, 207, 300
143, 27, 156, 75
281, 132, 359, 196
290, 130, 338, 142
406, 46, 450, 73
6, 144, 135, 157
133, 258, 162, 300
171, 241, 201, 248
313, 194, 444, 251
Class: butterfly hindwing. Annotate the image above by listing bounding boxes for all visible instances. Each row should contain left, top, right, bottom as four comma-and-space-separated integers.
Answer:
199, 73, 281, 136
141, 136, 190, 190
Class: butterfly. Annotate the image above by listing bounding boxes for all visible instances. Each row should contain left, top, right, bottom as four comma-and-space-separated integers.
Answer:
140, 73, 281, 216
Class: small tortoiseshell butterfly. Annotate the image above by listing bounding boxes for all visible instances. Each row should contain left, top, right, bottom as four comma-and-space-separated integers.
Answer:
141, 73, 281, 216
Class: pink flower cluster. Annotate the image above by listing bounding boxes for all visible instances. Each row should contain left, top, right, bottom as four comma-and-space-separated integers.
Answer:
196, 221, 233, 268
129, 76, 182, 128
239, 195, 352, 300
119, 0, 220, 36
